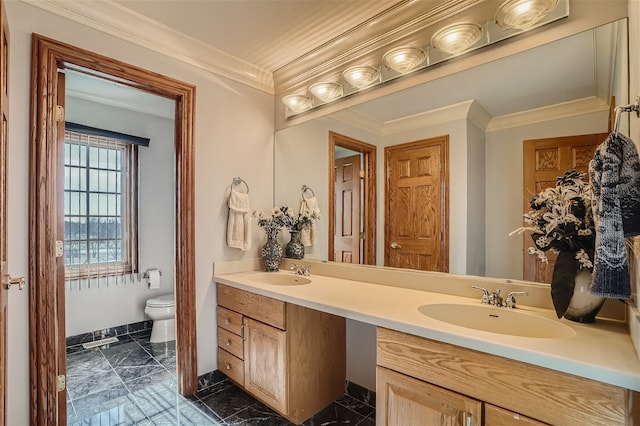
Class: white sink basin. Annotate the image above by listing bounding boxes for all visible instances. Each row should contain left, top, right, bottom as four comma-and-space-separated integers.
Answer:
418, 303, 575, 339
250, 273, 311, 286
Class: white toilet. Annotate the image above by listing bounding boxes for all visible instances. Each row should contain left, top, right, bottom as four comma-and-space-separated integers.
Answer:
144, 294, 176, 343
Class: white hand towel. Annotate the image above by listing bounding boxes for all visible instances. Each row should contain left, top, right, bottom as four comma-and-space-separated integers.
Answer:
227, 189, 251, 250
299, 196, 320, 247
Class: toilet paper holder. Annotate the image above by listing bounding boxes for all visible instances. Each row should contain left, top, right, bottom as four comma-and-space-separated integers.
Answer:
142, 269, 163, 279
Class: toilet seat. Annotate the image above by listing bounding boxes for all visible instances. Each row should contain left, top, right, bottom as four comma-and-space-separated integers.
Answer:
146, 294, 175, 308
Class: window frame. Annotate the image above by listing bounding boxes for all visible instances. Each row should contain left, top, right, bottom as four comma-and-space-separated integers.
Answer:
63, 129, 139, 280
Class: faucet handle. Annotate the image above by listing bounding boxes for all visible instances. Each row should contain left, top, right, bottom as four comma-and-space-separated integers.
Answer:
471, 286, 490, 304
506, 291, 529, 309
289, 263, 300, 271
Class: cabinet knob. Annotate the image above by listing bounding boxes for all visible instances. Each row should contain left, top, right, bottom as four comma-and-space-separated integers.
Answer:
226, 340, 231, 347
224, 319, 230, 325
226, 363, 232, 370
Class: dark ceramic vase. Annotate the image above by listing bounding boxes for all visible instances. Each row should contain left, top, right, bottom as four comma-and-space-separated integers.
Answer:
563, 269, 605, 323
285, 230, 305, 259
261, 229, 283, 272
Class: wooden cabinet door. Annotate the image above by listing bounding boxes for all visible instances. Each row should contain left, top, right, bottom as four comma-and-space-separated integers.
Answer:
485, 404, 549, 425
243, 317, 287, 414
377, 366, 481, 426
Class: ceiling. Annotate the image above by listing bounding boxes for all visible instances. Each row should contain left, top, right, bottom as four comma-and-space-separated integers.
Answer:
113, 0, 403, 74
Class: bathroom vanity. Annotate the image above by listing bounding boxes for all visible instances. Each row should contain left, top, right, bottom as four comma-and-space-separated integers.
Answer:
216, 283, 345, 424
213, 261, 640, 425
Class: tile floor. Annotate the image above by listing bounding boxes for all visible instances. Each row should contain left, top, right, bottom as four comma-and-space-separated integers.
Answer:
66, 329, 376, 425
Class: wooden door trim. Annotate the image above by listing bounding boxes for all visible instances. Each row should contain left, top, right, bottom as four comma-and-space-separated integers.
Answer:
384, 136, 449, 271
0, 0, 7, 423
29, 34, 197, 425
328, 131, 376, 265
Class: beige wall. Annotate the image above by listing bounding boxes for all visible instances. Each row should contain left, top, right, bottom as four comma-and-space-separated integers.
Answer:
5, 2, 274, 424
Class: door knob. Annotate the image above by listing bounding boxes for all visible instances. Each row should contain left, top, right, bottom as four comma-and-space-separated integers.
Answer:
390, 242, 402, 249
4, 276, 25, 290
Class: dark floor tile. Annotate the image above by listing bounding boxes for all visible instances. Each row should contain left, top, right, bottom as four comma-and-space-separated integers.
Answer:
101, 340, 167, 383
346, 381, 376, 408
356, 414, 376, 426
66, 350, 123, 401
70, 385, 137, 423
196, 378, 232, 399
125, 369, 176, 393
335, 394, 375, 418
149, 401, 223, 425
224, 402, 294, 426
302, 401, 365, 426
130, 379, 191, 418
198, 370, 228, 391
198, 382, 262, 420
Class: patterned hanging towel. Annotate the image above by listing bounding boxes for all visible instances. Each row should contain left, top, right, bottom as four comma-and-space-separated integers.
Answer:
589, 132, 640, 299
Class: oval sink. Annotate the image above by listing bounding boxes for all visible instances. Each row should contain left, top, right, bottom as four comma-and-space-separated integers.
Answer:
250, 273, 311, 286
418, 303, 575, 339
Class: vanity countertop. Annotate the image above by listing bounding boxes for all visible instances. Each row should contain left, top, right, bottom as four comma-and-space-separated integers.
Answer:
213, 269, 640, 392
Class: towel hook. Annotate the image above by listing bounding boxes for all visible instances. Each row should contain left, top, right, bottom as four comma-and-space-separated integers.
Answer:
301, 185, 315, 199
232, 177, 249, 193
613, 95, 640, 136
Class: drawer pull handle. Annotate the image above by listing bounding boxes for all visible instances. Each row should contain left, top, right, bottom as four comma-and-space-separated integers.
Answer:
461, 412, 472, 426
224, 319, 230, 325
226, 363, 232, 370
226, 340, 231, 347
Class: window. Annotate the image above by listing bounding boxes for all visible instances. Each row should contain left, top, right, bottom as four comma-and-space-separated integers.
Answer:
63, 129, 138, 279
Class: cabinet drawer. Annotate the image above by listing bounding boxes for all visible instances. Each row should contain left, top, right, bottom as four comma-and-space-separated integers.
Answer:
218, 327, 244, 359
218, 283, 286, 329
218, 348, 244, 386
217, 306, 243, 336
485, 404, 549, 425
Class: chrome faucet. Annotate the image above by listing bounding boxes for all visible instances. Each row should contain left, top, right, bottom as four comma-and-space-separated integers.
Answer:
289, 263, 311, 276
505, 291, 529, 309
488, 289, 503, 307
472, 286, 528, 308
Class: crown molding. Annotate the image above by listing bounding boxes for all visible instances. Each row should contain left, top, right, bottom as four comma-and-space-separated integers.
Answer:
330, 109, 384, 135
382, 100, 475, 136
274, 0, 488, 93
486, 96, 609, 132
23, 0, 275, 94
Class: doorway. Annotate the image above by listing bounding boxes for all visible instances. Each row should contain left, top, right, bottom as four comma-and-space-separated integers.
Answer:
29, 34, 196, 424
522, 133, 607, 282
384, 136, 449, 272
328, 131, 376, 265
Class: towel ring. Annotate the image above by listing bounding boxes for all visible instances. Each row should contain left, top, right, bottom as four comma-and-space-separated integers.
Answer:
301, 185, 315, 199
232, 177, 249, 193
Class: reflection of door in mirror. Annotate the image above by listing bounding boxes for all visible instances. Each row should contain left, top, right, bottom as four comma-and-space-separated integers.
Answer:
328, 132, 377, 265
385, 136, 449, 272
334, 154, 361, 263
523, 133, 608, 282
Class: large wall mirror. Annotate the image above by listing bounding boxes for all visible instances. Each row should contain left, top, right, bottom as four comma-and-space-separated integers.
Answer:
274, 18, 628, 284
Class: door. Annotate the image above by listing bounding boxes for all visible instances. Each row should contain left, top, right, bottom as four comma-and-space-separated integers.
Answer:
30, 35, 197, 424
377, 366, 481, 426
522, 133, 606, 282
0, 1, 12, 423
243, 317, 287, 414
334, 154, 361, 263
328, 132, 377, 265
385, 136, 449, 272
